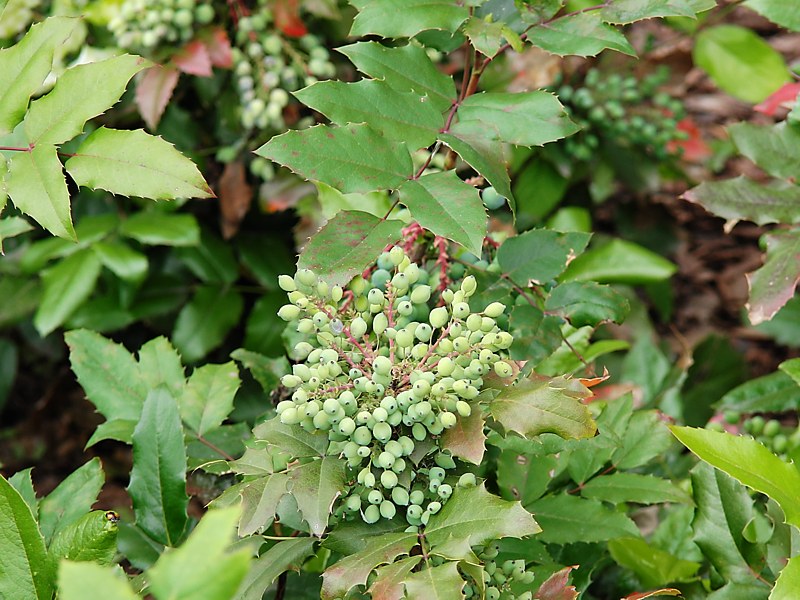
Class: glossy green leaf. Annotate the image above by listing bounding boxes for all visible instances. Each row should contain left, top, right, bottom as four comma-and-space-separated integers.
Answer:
176, 228, 239, 284
544, 281, 630, 326
399, 171, 486, 254
7, 469, 36, 519
149, 506, 250, 600
179, 362, 240, 436
368, 556, 421, 600
236, 473, 289, 536
424, 483, 540, 547
93, 240, 148, 282
672, 426, 800, 528
508, 304, 564, 365
403, 561, 464, 600
498, 229, 591, 284
7, 144, 74, 239
693, 25, 791, 103
119, 211, 200, 246
729, 122, 800, 180
24, 55, 148, 145
772, 554, 800, 600
257, 124, 412, 193
34, 247, 102, 336
244, 292, 287, 357
747, 230, 800, 325
580, 473, 692, 505
235, 537, 316, 600
137, 336, 185, 399
252, 420, 328, 458
716, 370, 800, 413
612, 410, 674, 470
779, 357, 800, 386
527, 12, 636, 57
58, 562, 138, 600
607, 537, 700, 588
602, 0, 696, 24
231, 350, 288, 395
295, 80, 443, 150
38, 458, 104, 544
0, 215, 33, 252
316, 182, 392, 221
298, 210, 403, 287
0, 474, 53, 600
65, 127, 213, 199
350, 0, 469, 38
48, 510, 118, 566
744, 0, 800, 30
453, 91, 578, 147
321, 532, 418, 600
560, 238, 677, 284
289, 457, 347, 537
0, 17, 79, 135
528, 494, 640, 544
489, 375, 596, 440
463, 17, 519, 57
128, 388, 189, 547
172, 286, 244, 363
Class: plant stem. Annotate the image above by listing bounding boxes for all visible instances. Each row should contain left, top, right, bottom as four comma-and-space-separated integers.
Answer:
194, 434, 236, 461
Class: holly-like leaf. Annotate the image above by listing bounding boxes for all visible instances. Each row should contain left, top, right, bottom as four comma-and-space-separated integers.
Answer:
295, 80, 444, 150
717, 370, 800, 413
289, 457, 347, 537
338, 41, 456, 113
534, 566, 578, 600
253, 420, 328, 458
298, 210, 403, 287
38, 458, 104, 544
746, 229, 800, 325
58, 562, 138, 600
560, 239, 677, 284
137, 336, 184, 398
368, 556, 421, 600
237, 473, 289, 536
235, 537, 316, 600
497, 229, 590, 285
127, 388, 189, 547
135, 65, 180, 130
744, 0, 800, 29
608, 537, 700, 589
403, 561, 464, 600
463, 17, 519, 57
508, 304, 564, 365
205, 28, 234, 68
772, 555, 800, 600
545, 281, 630, 326
173, 40, 212, 77
399, 171, 486, 255
672, 426, 800, 529
528, 494, 640, 544
489, 375, 596, 441
24, 55, 148, 145
350, 0, 470, 38
612, 410, 674, 470
580, 473, 692, 505
179, 362, 240, 436
47, 510, 119, 566
230, 350, 288, 395
256, 124, 413, 193
601, 0, 696, 24
527, 12, 636, 57
172, 286, 244, 363
693, 24, 791, 103
441, 406, 486, 465
7, 144, 73, 239
65, 127, 213, 200
321, 533, 418, 600
729, 121, 800, 180
424, 483, 540, 547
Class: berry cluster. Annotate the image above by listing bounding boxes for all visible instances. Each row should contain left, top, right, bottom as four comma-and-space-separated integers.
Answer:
733, 413, 800, 458
463, 543, 537, 599
109, 0, 214, 52
276, 247, 514, 524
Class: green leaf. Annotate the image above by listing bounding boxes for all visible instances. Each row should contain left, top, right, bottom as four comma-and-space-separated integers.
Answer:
288, 457, 347, 537
716, 370, 800, 413
746, 230, 800, 325
729, 122, 800, 181
48, 510, 118, 566
138, 336, 185, 399
0, 17, 79, 135
424, 483, 540, 547
24, 55, 148, 145
172, 286, 244, 363
399, 171, 486, 254
35, 248, 102, 336
489, 375, 596, 440
744, 0, 800, 30
244, 292, 288, 357
176, 228, 239, 284
231, 350, 288, 395
0, 276, 39, 327
0, 215, 33, 252
528, 494, 640, 544
498, 229, 590, 284
58, 562, 138, 600
236, 473, 289, 536
672, 426, 800, 529
508, 304, 563, 365
683, 176, 800, 229
403, 561, 464, 600
560, 238, 677, 284
601, 0, 696, 24
256, 124, 413, 193
463, 17, 511, 57
179, 362, 240, 437
252, 420, 328, 458
316, 182, 392, 221
350, 0, 470, 38
8, 469, 37, 519
612, 409, 674, 469
119, 211, 200, 246
235, 537, 316, 600
580, 473, 692, 505
65, 127, 213, 199
38, 458, 104, 544
149, 506, 250, 600
295, 80, 443, 150
321, 532, 418, 600
0, 474, 53, 600
93, 240, 148, 282
298, 210, 403, 287
127, 388, 189, 546
338, 42, 457, 113
693, 24, 791, 103
527, 12, 636, 57
440, 406, 485, 465
453, 91, 578, 147
608, 537, 700, 588
544, 281, 630, 326
368, 556, 421, 600
7, 144, 74, 240
773, 554, 800, 600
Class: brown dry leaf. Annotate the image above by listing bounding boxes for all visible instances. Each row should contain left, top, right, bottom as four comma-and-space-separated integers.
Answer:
218, 161, 253, 239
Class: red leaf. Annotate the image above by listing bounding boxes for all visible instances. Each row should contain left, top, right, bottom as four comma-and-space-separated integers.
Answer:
578, 366, 610, 388
218, 161, 253, 239
272, 0, 308, 37
173, 39, 213, 77
135, 65, 180, 130
205, 28, 233, 69
754, 82, 800, 116
535, 566, 578, 600
668, 117, 711, 162
623, 589, 682, 600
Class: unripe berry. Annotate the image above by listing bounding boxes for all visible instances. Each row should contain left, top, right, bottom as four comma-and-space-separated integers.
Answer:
338, 417, 356, 436
494, 361, 513, 378
461, 276, 477, 296
373, 422, 392, 443
373, 313, 388, 335
381, 470, 399, 488
429, 306, 449, 329
278, 274, 296, 291
363, 504, 380, 523
458, 473, 477, 488
373, 355, 392, 376
297, 269, 316, 287
456, 400, 472, 417
278, 304, 301, 321
410, 285, 431, 305
350, 317, 367, 338
440, 411, 457, 428
380, 500, 397, 519
392, 487, 409, 505
368, 489, 383, 505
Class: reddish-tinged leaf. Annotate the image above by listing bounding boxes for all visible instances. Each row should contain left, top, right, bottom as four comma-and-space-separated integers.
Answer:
368, 556, 421, 600
754, 81, 800, 116
668, 117, 711, 162
623, 590, 682, 600
218, 161, 252, 239
135, 65, 179, 130
441, 408, 485, 465
173, 40, 212, 77
746, 230, 800, 325
578, 367, 610, 388
205, 28, 233, 68
535, 566, 578, 600
273, 0, 307, 37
